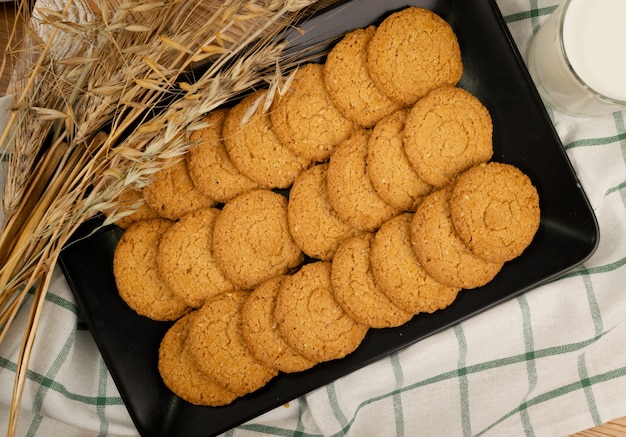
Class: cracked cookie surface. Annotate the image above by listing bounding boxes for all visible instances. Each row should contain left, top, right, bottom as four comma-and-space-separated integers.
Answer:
366, 7, 463, 107
158, 313, 238, 406
404, 87, 493, 188
143, 159, 216, 220
324, 26, 401, 128
275, 262, 368, 362
241, 276, 317, 373
331, 233, 413, 328
371, 213, 460, 314
450, 162, 540, 263
410, 187, 503, 289
113, 219, 190, 321
366, 109, 432, 211
212, 189, 303, 290
157, 208, 234, 308
288, 163, 361, 261
327, 129, 400, 232
187, 291, 278, 396
187, 108, 259, 203
223, 90, 310, 189
271, 63, 355, 162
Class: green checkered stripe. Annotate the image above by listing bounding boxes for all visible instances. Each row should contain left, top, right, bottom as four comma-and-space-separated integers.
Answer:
0, 288, 126, 436
1, 1, 626, 436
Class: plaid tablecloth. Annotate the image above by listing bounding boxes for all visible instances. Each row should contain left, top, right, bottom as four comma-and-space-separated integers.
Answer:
2, 0, 626, 436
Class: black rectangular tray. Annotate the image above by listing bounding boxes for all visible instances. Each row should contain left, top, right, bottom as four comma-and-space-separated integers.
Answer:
59, 0, 599, 436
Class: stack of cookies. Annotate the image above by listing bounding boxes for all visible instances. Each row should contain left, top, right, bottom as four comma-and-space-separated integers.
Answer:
110, 6, 540, 406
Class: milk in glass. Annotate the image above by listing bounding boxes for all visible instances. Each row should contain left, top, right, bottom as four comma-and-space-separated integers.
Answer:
527, 0, 626, 116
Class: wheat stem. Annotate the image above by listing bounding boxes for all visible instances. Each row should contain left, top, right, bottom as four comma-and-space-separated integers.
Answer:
0, 1, 331, 434
0, 139, 69, 265
0, 0, 77, 155
8, 231, 71, 437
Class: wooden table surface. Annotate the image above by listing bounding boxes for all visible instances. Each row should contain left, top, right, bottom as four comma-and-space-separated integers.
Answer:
1, 2, 625, 436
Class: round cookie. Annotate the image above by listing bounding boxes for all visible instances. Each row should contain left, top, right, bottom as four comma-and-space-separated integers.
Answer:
366, 7, 463, 107
241, 276, 317, 373
275, 261, 368, 362
157, 208, 235, 308
326, 128, 400, 232
370, 213, 460, 314
331, 233, 413, 328
143, 158, 216, 220
158, 312, 239, 406
403, 87, 494, 188
366, 110, 432, 211
287, 163, 362, 261
187, 108, 259, 203
104, 188, 159, 229
410, 187, 503, 289
212, 189, 304, 290
323, 26, 401, 128
223, 90, 310, 189
187, 291, 278, 396
113, 219, 190, 321
450, 162, 540, 263
270, 63, 355, 162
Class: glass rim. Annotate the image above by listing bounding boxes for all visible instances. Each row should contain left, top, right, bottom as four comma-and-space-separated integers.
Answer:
558, 0, 626, 106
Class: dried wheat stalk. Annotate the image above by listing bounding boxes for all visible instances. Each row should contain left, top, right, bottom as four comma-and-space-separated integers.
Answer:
0, 0, 328, 434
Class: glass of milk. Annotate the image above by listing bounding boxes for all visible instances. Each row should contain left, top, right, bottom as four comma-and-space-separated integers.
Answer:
526, 0, 626, 117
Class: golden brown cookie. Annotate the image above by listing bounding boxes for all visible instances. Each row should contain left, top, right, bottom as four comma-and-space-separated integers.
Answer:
113, 219, 190, 321
158, 312, 239, 406
326, 129, 400, 232
366, 7, 463, 107
241, 276, 317, 373
157, 208, 235, 308
143, 158, 216, 220
212, 189, 304, 290
223, 90, 310, 189
323, 26, 401, 128
287, 163, 362, 261
187, 291, 278, 396
275, 262, 368, 362
330, 233, 413, 328
187, 108, 260, 203
450, 162, 540, 263
270, 63, 355, 162
370, 213, 460, 314
366, 110, 432, 211
403, 87, 494, 188
411, 187, 503, 289
104, 188, 159, 229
